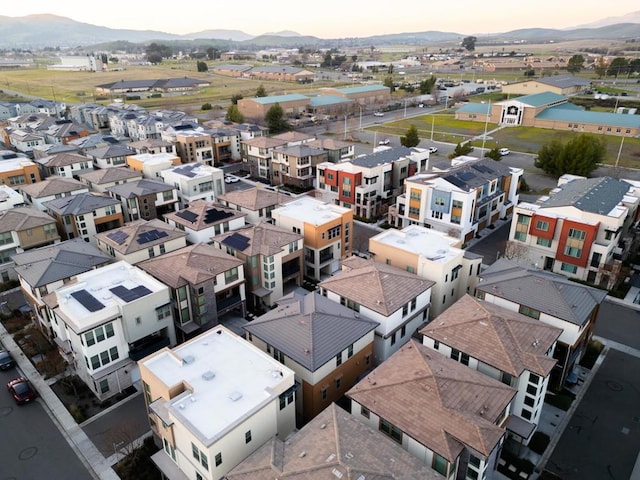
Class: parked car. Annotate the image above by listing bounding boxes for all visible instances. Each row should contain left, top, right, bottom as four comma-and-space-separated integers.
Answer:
7, 377, 37, 405
499, 148, 510, 156
379, 139, 390, 145
373, 112, 384, 117
428, 146, 438, 153
0, 349, 15, 370
224, 175, 240, 184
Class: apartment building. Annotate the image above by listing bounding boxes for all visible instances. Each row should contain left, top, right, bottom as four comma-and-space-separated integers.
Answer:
306, 137, 355, 164
139, 326, 296, 480
392, 158, 522, 243
35, 152, 93, 179
421, 294, 561, 445
139, 243, 246, 342
78, 167, 143, 194
508, 176, 640, 289
107, 178, 179, 222
171, 130, 215, 166
476, 258, 607, 388
48, 261, 177, 400
164, 200, 246, 245
159, 163, 225, 208
240, 136, 288, 181
216, 187, 282, 225
20, 176, 89, 212
319, 256, 434, 365
125, 152, 181, 179
244, 291, 378, 426
271, 195, 352, 281
0, 155, 40, 187
271, 144, 327, 189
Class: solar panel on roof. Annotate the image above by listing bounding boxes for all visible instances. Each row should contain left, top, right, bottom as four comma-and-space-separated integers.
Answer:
174, 165, 197, 178
110, 285, 153, 302
137, 229, 169, 244
71, 289, 105, 312
458, 171, 476, 182
176, 210, 199, 223
106, 230, 129, 245
222, 232, 250, 251
472, 164, 494, 174
444, 175, 467, 189
203, 208, 234, 225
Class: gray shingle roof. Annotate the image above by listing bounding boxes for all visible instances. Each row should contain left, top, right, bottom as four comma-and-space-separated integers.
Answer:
541, 176, 632, 214
43, 192, 120, 215
106, 178, 174, 197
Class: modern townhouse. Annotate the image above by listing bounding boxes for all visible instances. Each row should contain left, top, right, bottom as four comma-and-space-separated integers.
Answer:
225, 403, 442, 480
216, 187, 282, 225
0, 184, 26, 211
2, 128, 46, 154
125, 152, 182, 179
95, 218, 188, 264
138, 243, 246, 342
212, 222, 303, 309
347, 340, 516, 480
35, 152, 93, 180
240, 136, 289, 182
108, 110, 145, 138
40, 119, 94, 146
508, 175, 640, 289
368, 224, 482, 319
138, 325, 296, 480
231, 122, 269, 142
319, 256, 434, 365
77, 166, 143, 194
164, 200, 246, 245
476, 258, 608, 389
271, 195, 352, 281
159, 163, 225, 208
169, 129, 216, 166
43, 192, 124, 245
421, 294, 562, 445
207, 126, 242, 165
85, 143, 136, 169
271, 131, 316, 146
0, 207, 60, 281
244, 290, 378, 426
20, 176, 89, 212
128, 138, 177, 156
107, 178, 179, 222
0, 155, 40, 187
306, 137, 355, 164
68, 103, 115, 134
47, 260, 177, 400
391, 158, 523, 243
271, 144, 327, 189
12, 238, 112, 336
66, 133, 127, 156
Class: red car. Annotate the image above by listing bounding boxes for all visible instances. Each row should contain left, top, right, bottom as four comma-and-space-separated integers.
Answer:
7, 377, 37, 405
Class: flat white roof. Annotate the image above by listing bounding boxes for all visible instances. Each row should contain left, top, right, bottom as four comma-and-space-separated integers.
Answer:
128, 152, 178, 164
143, 326, 294, 445
54, 261, 167, 332
0, 157, 36, 172
274, 195, 349, 226
372, 224, 462, 264
162, 162, 222, 179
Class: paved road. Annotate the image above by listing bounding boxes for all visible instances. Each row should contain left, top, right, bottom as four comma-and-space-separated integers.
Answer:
595, 300, 640, 351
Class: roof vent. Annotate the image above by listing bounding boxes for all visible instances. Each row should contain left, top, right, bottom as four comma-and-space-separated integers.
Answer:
178, 403, 185, 410
229, 391, 243, 402
202, 370, 215, 381
182, 355, 195, 365
299, 451, 306, 458
320, 423, 327, 429
345, 452, 354, 459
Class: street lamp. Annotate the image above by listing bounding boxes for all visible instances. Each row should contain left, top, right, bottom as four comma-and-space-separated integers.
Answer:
358, 104, 363, 131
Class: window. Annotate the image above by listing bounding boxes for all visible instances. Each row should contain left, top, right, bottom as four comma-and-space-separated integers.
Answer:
433, 340, 440, 350
390, 331, 396, 346
561, 262, 578, 274
524, 396, 535, 407
156, 304, 171, 321
518, 305, 540, 320
336, 352, 342, 367
536, 237, 552, 247
109, 346, 119, 361
90, 355, 100, 370
432, 454, 448, 476
536, 220, 549, 231
361, 406, 370, 419
347, 344, 354, 358
526, 384, 538, 396
321, 387, 328, 401
99, 379, 109, 394
568, 228, 586, 240
105, 323, 114, 338
521, 408, 532, 420
225, 267, 239, 283
563, 246, 582, 258
335, 377, 342, 389
215, 452, 222, 467
379, 418, 403, 443
85, 331, 95, 347
245, 430, 252, 444
529, 373, 541, 385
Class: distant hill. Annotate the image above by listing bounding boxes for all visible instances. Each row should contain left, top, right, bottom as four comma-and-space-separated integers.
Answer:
488, 24, 640, 42
180, 29, 254, 42
576, 10, 640, 28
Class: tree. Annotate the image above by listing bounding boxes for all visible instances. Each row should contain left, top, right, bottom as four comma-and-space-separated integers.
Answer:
534, 134, 605, 178
524, 68, 536, 77
594, 56, 608, 79
462, 36, 477, 52
484, 147, 502, 161
201, 103, 212, 110
383, 75, 395, 92
607, 57, 629, 77
322, 52, 333, 68
144, 43, 172, 64
400, 125, 420, 147
196, 61, 208, 72
449, 142, 474, 158
226, 104, 245, 123
231, 94, 243, 105
387, 64, 394, 75
566, 54, 585, 74
265, 103, 290, 134
255, 85, 267, 97
419, 76, 437, 94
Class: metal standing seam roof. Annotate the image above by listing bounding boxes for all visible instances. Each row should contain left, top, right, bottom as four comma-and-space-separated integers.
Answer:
535, 104, 640, 128
308, 95, 354, 107
251, 93, 310, 105
334, 85, 391, 94
244, 292, 378, 371
456, 102, 492, 114
477, 259, 608, 326
507, 91, 567, 107
540, 176, 632, 214
536, 75, 590, 88
351, 146, 415, 168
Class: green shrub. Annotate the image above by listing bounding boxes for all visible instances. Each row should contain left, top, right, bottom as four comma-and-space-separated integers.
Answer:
528, 431, 550, 454
545, 390, 575, 411
69, 404, 86, 423
201, 102, 212, 110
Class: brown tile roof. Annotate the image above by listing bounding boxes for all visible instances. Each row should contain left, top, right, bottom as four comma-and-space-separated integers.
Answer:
94, 218, 186, 254
0, 206, 57, 233
163, 200, 246, 232
421, 295, 561, 377
241, 136, 288, 149
307, 138, 354, 150
319, 256, 434, 317
271, 131, 315, 143
137, 243, 243, 288
216, 187, 281, 211
225, 403, 441, 480
213, 222, 303, 257
20, 176, 86, 198
37, 152, 91, 167
78, 167, 142, 185
347, 340, 516, 462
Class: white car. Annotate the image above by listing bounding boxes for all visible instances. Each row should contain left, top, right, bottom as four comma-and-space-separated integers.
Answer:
379, 139, 390, 145
373, 112, 384, 117
499, 148, 510, 156
428, 146, 438, 153
224, 175, 240, 184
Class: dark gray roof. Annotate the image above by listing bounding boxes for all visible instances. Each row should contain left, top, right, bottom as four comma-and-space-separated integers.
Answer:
352, 146, 414, 168
477, 258, 607, 326
43, 192, 120, 215
537, 75, 590, 88
541, 176, 632, 215
12, 238, 111, 288
438, 158, 513, 190
106, 178, 174, 198
244, 291, 378, 371
86, 144, 135, 159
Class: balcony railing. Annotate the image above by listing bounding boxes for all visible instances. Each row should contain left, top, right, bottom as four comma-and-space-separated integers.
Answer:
128, 336, 171, 361
319, 251, 334, 264
217, 294, 243, 312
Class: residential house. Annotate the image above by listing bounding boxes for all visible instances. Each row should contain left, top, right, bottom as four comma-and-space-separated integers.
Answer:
35, 152, 93, 180
241, 136, 288, 181
0, 185, 26, 211
85, 144, 136, 169
78, 167, 143, 194
421, 294, 561, 445
0, 155, 40, 188
212, 222, 303, 309
508, 176, 640, 289
392, 157, 523, 243
170, 130, 215, 166
216, 187, 282, 225
271, 144, 327, 189
306, 137, 355, 164
107, 178, 179, 222
271, 195, 352, 281
126, 152, 181, 179
95, 218, 188, 265
138, 243, 246, 342
0, 207, 60, 281
128, 138, 176, 156
20, 176, 89, 212
476, 258, 608, 388
368, 224, 482, 319
139, 326, 296, 480
2, 128, 46, 155
225, 403, 441, 480
347, 340, 516, 480
244, 291, 378, 426
48, 261, 177, 400
12, 238, 112, 335
164, 200, 246, 245
208, 127, 242, 165
43, 192, 124, 245
159, 163, 225, 208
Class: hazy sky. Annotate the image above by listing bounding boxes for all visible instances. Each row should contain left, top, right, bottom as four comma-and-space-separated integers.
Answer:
3, 1, 638, 38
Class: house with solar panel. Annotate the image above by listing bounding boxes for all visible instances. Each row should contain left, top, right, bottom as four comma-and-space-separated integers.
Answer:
107, 178, 179, 222
392, 158, 523, 243
49, 260, 177, 400
164, 200, 247, 245
95, 218, 187, 265
159, 163, 225, 208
